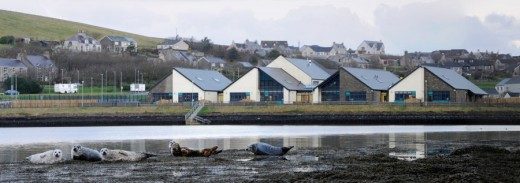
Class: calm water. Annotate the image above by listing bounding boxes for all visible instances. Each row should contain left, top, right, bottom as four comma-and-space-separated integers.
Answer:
1, 125, 519, 163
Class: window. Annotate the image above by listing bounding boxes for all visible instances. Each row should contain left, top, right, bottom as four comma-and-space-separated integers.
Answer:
346, 91, 366, 101
320, 74, 339, 101
230, 92, 248, 102
395, 91, 416, 102
178, 93, 198, 102
428, 91, 450, 102
259, 71, 283, 102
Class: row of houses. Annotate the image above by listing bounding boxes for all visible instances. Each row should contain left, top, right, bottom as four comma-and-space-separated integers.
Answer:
0, 52, 56, 82
60, 31, 137, 53
150, 56, 489, 103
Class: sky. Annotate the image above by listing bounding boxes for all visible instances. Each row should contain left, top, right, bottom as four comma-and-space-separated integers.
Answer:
1, 0, 520, 55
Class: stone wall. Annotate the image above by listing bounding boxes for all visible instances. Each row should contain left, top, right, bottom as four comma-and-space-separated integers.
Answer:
339, 69, 380, 102
424, 69, 468, 103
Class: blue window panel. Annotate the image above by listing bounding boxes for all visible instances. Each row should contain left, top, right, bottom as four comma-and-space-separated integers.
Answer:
346, 91, 366, 101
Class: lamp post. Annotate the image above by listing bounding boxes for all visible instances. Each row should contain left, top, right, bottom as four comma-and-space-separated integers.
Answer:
81, 80, 84, 107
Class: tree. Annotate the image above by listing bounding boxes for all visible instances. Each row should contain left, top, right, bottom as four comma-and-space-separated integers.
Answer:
250, 55, 259, 66
267, 50, 281, 60
201, 37, 212, 53
226, 47, 239, 61
126, 44, 137, 55
2, 77, 42, 94
0, 36, 15, 45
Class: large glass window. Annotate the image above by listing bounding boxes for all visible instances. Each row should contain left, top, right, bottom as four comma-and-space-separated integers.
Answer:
345, 91, 366, 101
395, 91, 416, 102
152, 93, 172, 102
428, 91, 450, 102
320, 74, 339, 101
259, 71, 283, 102
230, 92, 248, 102
178, 93, 198, 102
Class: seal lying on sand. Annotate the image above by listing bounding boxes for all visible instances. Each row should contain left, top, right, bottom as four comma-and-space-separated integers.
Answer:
71, 145, 102, 162
26, 149, 64, 164
100, 148, 156, 162
247, 142, 294, 156
168, 140, 222, 157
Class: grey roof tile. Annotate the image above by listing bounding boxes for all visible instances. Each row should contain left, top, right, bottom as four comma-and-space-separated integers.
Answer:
497, 78, 511, 86
343, 67, 400, 90
174, 68, 231, 91
424, 66, 487, 95
26, 55, 54, 68
259, 67, 313, 91
286, 58, 330, 80
505, 76, 520, 84
0, 58, 27, 68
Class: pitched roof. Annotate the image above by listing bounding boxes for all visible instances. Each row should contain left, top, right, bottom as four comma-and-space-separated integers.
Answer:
260, 41, 288, 48
285, 58, 331, 80
483, 88, 499, 95
505, 76, 520, 85
200, 56, 226, 64
105, 36, 136, 43
308, 45, 332, 52
237, 61, 253, 68
497, 78, 511, 86
505, 92, 520, 97
160, 39, 183, 45
66, 33, 99, 44
26, 55, 54, 68
258, 67, 313, 91
423, 66, 487, 95
174, 68, 232, 91
343, 67, 400, 90
363, 41, 384, 51
0, 58, 27, 68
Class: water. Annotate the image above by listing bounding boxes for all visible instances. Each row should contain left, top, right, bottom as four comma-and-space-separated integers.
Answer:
1, 125, 519, 163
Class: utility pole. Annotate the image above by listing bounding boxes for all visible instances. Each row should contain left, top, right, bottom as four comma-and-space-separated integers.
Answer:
90, 77, 93, 95
120, 71, 123, 93
61, 69, 64, 83
101, 74, 104, 102
113, 71, 116, 93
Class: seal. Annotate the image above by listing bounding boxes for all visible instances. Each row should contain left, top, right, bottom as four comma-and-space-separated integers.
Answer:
168, 140, 222, 157
247, 142, 294, 156
71, 145, 102, 162
99, 148, 156, 162
26, 149, 64, 164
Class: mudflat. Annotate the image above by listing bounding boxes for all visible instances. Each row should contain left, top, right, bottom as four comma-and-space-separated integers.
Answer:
2, 144, 519, 182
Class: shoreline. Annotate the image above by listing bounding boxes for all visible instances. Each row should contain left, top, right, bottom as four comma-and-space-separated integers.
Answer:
0, 111, 519, 127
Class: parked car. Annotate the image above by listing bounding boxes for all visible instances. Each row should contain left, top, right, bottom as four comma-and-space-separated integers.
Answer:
4, 90, 19, 96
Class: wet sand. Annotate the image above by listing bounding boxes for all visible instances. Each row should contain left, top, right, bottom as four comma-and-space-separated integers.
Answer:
2, 143, 520, 182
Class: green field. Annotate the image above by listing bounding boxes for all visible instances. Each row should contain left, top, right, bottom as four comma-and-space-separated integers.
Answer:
471, 80, 500, 89
0, 10, 162, 48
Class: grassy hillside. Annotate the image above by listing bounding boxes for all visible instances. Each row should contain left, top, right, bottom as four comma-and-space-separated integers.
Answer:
0, 10, 163, 48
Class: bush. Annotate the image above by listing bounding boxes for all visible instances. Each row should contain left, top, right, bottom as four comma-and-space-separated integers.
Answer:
0, 36, 15, 45
2, 77, 43, 94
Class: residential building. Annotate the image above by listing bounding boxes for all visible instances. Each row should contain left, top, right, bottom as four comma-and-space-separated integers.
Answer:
267, 56, 330, 87
100, 36, 137, 53
62, 32, 101, 52
260, 41, 288, 50
171, 68, 232, 103
158, 50, 196, 62
17, 51, 56, 82
157, 39, 189, 51
222, 67, 314, 104
314, 67, 399, 103
149, 74, 173, 102
0, 58, 28, 83
504, 92, 520, 98
227, 40, 262, 54
495, 76, 520, 96
327, 54, 369, 68
197, 56, 226, 69
300, 42, 347, 59
388, 66, 487, 103
357, 40, 385, 55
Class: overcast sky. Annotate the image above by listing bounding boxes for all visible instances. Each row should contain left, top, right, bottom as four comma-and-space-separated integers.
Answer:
1, 0, 520, 55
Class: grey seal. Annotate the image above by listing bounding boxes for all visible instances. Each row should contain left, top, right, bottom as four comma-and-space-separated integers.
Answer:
26, 149, 64, 164
247, 142, 294, 156
168, 140, 222, 157
71, 145, 102, 162
100, 148, 156, 162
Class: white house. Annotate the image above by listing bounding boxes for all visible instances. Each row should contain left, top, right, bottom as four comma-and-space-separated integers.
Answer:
222, 67, 314, 104
388, 66, 487, 103
100, 36, 137, 53
300, 42, 347, 59
495, 76, 520, 96
357, 40, 385, 55
157, 39, 190, 51
267, 56, 330, 87
171, 68, 232, 103
62, 32, 101, 52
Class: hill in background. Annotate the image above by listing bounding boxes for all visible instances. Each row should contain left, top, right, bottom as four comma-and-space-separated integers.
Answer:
0, 10, 163, 48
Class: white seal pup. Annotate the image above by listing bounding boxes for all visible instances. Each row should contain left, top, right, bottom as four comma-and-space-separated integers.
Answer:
71, 145, 102, 162
26, 149, 64, 164
247, 142, 294, 156
99, 148, 156, 162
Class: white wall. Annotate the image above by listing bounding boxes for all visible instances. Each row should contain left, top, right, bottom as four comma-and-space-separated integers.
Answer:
171, 69, 205, 103
223, 68, 260, 103
312, 87, 321, 103
204, 92, 218, 102
388, 67, 425, 102
267, 56, 313, 85
283, 88, 297, 104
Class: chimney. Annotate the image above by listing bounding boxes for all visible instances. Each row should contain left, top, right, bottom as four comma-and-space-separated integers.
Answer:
43, 51, 51, 60
307, 59, 312, 67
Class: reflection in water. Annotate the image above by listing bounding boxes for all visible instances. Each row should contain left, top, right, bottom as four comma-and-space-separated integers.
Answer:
1, 129, 520, 163
388, 133, 426, 161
